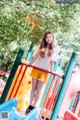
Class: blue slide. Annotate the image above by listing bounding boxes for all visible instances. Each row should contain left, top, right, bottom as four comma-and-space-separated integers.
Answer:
0, 99, 41, 120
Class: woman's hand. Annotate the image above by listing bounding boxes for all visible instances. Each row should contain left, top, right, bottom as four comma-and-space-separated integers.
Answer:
28, 52, 39, 65
39, 48, 46, 58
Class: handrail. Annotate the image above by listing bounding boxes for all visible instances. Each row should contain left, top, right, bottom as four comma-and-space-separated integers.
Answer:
7, 62, 62, 100
21, 63, 62, 78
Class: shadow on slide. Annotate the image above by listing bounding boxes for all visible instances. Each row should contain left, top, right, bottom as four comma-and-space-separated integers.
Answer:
0, 99, 41, 120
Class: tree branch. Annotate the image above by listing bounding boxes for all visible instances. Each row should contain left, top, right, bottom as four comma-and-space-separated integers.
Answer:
22, 0, 30, 5
0, 0, 12, 7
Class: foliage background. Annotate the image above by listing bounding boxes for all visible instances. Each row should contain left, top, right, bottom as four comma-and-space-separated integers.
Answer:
0, 0, 80, 74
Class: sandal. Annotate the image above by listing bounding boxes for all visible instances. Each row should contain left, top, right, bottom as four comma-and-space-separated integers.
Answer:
25, 105, 35, 115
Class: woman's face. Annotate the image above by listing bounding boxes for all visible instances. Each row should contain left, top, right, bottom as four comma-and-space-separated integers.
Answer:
46, 34, 53, 44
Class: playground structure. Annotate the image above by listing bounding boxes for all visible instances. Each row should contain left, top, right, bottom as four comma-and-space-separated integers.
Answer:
0, 79, 6, 97
0, 98, 41, 120
69, 90, 80, 119
0, 71, 10, 97
0, 71, 10, 76
0, 44, 80, 120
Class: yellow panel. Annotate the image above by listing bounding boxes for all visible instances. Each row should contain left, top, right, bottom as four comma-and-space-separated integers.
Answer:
6, 59, 32, 110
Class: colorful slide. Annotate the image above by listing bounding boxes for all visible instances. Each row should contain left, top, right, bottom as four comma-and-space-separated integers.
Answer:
58, 70, 80, 118
6, 59, 33, 111
64, 110, 80, 120
0, 98, 41, 120
0, 50, 79, 120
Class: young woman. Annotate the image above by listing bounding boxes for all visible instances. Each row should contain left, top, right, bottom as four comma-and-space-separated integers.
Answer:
26, 31, 59, 114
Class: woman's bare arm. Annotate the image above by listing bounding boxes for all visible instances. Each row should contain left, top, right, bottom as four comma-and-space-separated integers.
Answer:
29, 53, 38, 65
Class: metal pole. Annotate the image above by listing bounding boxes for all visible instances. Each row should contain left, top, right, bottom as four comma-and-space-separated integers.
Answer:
25, 42, 34, 61
51, 52, 78, 120
0, 48, 24, 104
40, 60, 59, 108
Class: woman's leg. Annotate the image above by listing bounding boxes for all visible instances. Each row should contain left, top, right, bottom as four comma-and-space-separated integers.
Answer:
30, 78, 38, 105
33, 80, 46, 106
25, 78, 38, 114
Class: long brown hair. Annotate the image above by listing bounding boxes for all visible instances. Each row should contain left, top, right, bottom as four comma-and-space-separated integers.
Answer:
40, 31, 54, 50
39, 32, 54, 57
